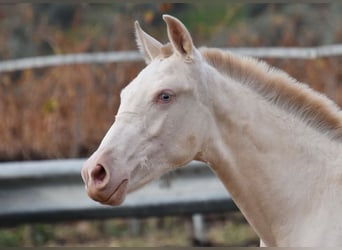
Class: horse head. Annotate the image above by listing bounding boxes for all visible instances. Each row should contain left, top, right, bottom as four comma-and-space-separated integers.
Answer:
81, 15, 211, 205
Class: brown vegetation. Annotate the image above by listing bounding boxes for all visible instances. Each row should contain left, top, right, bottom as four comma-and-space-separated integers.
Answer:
0, 3, 341, 161
0, 62, 143, 160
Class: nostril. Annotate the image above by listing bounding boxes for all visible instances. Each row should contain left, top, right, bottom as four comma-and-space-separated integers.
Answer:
91, 164, 107, 185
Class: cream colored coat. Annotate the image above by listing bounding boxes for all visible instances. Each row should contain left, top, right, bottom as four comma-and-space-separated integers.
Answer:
82, 15, 342, 247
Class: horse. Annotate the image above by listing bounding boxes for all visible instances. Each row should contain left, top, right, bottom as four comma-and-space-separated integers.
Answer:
81, 15, 342, 247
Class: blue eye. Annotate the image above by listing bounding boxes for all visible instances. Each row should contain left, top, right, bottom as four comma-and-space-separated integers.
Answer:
160, 93, 171, 101
156, 90, 175, 104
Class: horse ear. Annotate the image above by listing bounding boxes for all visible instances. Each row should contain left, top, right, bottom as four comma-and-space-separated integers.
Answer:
135, 21, 163, 64
163, 15, 194, 58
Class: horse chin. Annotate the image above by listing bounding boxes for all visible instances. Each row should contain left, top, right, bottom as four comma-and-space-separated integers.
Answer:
100, 179, 129, 206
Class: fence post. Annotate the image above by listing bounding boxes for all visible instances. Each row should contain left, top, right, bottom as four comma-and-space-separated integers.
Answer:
192, 213, 208, 246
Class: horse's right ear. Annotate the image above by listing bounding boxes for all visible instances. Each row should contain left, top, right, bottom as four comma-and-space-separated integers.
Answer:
135, 21, 163, 64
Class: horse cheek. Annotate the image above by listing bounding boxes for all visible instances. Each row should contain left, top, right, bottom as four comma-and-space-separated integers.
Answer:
144, 113, 167, 139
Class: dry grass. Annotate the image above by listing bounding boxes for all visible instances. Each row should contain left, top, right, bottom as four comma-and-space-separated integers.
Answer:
0, 213, 259, 247
0, 62, 143, 160
0, 4, 144, 160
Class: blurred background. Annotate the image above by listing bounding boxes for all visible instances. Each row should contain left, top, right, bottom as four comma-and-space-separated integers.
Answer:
0, 2, 341, 246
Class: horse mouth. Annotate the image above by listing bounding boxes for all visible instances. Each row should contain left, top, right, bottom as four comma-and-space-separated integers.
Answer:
100, 179, 129, 206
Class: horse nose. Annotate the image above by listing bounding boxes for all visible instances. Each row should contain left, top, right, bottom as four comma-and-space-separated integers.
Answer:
81, 149, 130, 205
82, 153, 110, 190
90, 164, 107, 186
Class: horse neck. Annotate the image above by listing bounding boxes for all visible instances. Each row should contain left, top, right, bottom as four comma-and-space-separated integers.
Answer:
197, 58, 342, 246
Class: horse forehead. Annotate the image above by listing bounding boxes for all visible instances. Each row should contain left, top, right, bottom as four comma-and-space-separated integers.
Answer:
124, 59, 181, 93
121, 55, 202, 102
143, 57, 180, 80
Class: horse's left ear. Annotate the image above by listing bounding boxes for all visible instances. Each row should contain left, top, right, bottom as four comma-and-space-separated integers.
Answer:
163, 15, 194, 59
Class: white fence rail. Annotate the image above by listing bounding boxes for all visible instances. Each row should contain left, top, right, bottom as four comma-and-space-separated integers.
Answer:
0, 44, 342, 73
